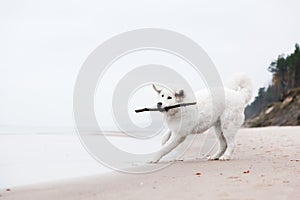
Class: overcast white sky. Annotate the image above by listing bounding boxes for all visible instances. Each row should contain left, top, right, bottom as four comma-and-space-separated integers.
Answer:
0, 0, 299, 129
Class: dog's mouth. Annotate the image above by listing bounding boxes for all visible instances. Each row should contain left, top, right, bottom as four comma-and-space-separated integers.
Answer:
157, 105, 166, 112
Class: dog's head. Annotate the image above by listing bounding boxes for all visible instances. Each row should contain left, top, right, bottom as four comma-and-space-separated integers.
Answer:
152, 84, 185, 113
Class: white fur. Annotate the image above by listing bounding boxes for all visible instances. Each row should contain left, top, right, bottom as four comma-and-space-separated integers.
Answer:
150, 73, 252, 163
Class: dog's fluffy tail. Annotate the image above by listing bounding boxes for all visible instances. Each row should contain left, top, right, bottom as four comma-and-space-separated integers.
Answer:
228, 73, 253, 104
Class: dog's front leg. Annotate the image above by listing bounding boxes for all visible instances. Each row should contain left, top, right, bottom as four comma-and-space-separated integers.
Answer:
150, 134, 186, 163
161, 130, 171, 146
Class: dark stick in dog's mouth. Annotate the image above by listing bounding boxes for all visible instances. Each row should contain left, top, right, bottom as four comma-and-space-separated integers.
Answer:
135, 102, 197, 113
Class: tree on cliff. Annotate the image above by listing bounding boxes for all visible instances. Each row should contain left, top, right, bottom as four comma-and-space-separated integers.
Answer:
245, 44, 300, 119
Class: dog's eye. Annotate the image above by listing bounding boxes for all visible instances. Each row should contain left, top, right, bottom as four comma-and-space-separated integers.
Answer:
162, 94, 164, 97
167, 96, 172, 99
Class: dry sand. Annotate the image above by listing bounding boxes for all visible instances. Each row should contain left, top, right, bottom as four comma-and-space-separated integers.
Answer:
1, 127, 300, 200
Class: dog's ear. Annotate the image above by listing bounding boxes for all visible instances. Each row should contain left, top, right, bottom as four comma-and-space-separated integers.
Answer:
175, 89, 184, 98
152, 84, 161, 93
175, 89, 185, 101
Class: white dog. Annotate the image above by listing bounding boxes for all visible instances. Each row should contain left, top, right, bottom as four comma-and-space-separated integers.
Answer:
150, 74, 252, 163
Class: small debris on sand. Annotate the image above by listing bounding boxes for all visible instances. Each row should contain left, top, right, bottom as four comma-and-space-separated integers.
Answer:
282, 180, 289, 183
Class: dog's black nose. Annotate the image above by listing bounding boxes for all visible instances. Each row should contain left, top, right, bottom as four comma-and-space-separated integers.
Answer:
157, 102, 162, 107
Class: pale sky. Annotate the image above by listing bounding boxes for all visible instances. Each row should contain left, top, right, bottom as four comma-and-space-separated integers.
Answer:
0, 0, 299, 129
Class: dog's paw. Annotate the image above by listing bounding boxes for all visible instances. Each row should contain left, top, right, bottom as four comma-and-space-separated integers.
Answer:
147, 157, 160, 164
207, 155, 219, 161
148, 154, 163, 164
219, 155, 231, 161
148, 160, 159, 164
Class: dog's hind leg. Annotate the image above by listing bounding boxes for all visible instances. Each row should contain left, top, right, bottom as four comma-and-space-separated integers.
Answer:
208, 122, 227, 160
150, 134, 186, 163
161, 130, 171, 146
219, 113, 243, 160
219, 128, 238, 160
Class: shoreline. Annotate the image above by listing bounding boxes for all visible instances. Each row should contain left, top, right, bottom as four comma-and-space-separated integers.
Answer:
1, 127, 300, 200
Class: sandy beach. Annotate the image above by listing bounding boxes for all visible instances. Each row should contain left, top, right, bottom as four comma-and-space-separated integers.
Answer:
1, 126, 300, 200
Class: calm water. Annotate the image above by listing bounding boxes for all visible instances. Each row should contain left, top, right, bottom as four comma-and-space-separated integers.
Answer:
0, 127, 164, 189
